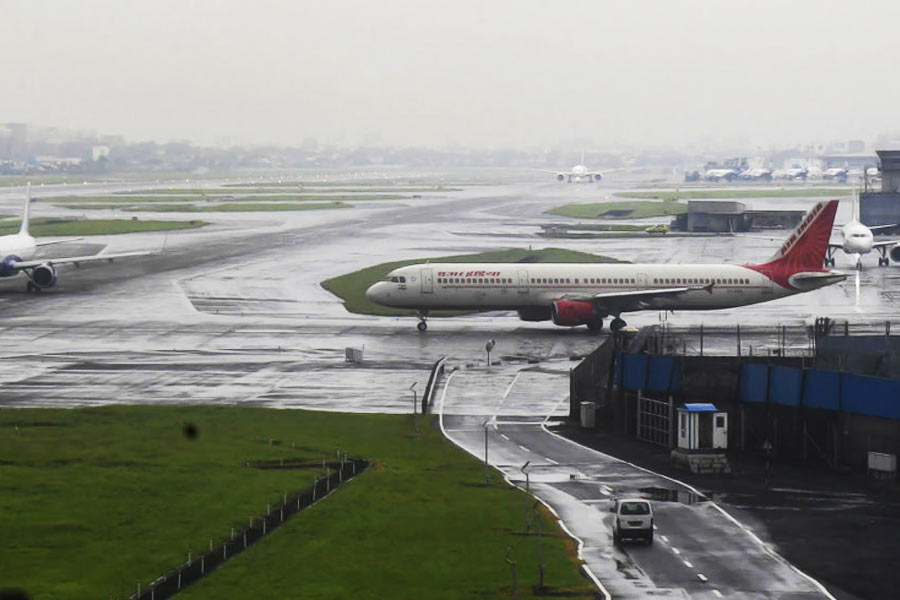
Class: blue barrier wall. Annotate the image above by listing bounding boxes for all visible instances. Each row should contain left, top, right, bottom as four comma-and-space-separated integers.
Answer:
803, 370, 841, 411
769, 366, 803, 407
742, 364, 768, 403
616, 353, 900, 421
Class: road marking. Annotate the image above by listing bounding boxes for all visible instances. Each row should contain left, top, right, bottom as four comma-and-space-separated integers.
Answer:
660, 535, 669, 543
500, 434, 510, 441
653, 524, 658, 530
683, 560, 694, 568
518, 444, 529, 452
712, 590, 723, 598
599, 488, 611, 496
697, 574, 708, 583
545, 457, 558, 465
671, 547, 681, 555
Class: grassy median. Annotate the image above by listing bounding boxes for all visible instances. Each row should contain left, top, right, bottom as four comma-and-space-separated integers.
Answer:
0, 406, 595, 600
322, 247, 622, 316
545, 199, 687, 220
619, 188, 850, 201
0, 217, 206, 236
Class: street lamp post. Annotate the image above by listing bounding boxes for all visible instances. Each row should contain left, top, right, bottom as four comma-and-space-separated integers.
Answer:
485, 339, 496, 369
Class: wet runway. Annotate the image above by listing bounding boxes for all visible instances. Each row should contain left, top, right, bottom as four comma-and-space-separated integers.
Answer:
0, 173, 890, 598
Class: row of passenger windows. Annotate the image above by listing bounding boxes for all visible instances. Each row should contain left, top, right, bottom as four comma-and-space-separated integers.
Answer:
655, 277, 750, 285
437, 277, 513, 284
433, 276, 752, 286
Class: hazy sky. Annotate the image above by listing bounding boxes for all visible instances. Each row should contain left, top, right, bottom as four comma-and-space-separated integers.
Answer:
2, 0, 899, 149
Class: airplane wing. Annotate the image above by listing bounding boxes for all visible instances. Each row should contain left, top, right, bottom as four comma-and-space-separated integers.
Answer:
872, 239, 900, 248
561, 285, 700, 311
869, 224, 897, 231
11, 250, 155, 270
35, 238, 85, 247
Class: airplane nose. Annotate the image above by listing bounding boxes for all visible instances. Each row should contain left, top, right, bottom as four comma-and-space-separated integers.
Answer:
365, 282, 384, 303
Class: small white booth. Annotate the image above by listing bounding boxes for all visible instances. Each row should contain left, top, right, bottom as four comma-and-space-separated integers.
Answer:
677, 403, 728, 450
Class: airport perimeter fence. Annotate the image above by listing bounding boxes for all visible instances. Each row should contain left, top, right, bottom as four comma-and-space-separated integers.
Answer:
125, 456, 369, 600
646, 322, 816, 359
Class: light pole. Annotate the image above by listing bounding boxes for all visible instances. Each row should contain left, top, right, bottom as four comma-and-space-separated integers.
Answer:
485, 339, 496, 369
483, 419, 490, 485
409, 382, 418, 415
504, 546, 518, 600
520, 460, 531, 531
533, 500, 544, 589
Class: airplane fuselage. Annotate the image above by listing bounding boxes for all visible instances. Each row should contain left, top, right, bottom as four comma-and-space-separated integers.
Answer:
840, 220, 874, 255
366, 262, 832, 314
0, 233, 37, 276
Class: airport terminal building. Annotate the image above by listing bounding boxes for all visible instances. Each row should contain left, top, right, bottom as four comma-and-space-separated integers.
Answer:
861, 149, 900, 229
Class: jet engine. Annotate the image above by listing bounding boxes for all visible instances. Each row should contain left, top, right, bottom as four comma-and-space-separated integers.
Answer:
551, 300, 598, 326
517, 307, 552, 322
0, 255, 22, 277
557, 174, 565, 182
591, 174, 602, 182
31, 263, 58, 288
891, 246, 900, 263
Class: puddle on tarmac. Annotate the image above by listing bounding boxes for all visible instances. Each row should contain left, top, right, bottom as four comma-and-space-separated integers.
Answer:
638, 486, 713, 505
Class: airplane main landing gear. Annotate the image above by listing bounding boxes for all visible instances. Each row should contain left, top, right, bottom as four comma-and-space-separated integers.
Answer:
586, 318, 604, 333
25, 281, 38, 293
610, 317, 627, 332
416, 310, 429, 333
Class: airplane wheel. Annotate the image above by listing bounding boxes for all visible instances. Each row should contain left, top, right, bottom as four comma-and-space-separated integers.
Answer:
610, 318, 626, 332
417, 321, 428, 332
856, 261, 863, 271
25, 281, 35, 293
586, 319, 604, 333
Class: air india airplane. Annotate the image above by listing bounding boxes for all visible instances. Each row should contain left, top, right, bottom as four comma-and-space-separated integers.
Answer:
365, 199, 845, 332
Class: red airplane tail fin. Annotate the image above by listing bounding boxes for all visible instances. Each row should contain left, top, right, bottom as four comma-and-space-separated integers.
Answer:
746, 199, 839, 288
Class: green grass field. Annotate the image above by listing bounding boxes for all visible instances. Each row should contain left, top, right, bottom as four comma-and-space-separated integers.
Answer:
322, 247, 621, 316
0, 217, 206, 236
545, 199, 687, 220
60, 202, 352, 213
618, 188, 850, 201
0, 406, 595, 600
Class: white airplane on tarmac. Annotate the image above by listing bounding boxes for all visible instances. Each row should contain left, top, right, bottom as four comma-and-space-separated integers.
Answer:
0, 185, 154, 292
366, 200, 845, 332
549, 151, 608, 183
825, 195, 900, 269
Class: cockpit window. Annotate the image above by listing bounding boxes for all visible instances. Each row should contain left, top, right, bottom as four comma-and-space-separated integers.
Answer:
386, 276, 407, 283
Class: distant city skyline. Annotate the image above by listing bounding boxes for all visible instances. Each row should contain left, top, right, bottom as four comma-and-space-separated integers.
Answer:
2, 1, 899, 150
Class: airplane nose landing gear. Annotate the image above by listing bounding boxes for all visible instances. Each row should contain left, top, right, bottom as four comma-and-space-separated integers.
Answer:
416, 310, 429, 332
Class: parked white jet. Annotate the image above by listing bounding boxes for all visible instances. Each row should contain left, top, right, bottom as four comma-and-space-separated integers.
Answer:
0, 185, 154, 292
366, 200, 845, 332
825, 196, 899, 269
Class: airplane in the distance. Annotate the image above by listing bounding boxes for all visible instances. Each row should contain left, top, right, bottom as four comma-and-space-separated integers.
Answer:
548, 151, 609, 183
365, 200, 846, 332
0, 185, 154, 292
825, 195, 900, 269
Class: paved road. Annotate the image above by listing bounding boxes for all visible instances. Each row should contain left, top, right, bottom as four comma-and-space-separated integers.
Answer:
438, 364, 835, 600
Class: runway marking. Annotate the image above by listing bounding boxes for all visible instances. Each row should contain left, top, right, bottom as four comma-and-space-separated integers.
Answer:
712, 590, 723, 598
580, 499, 609, 504
500, 434, 510, 441
683, 560, 694, 568
599, 488, 611, 496
517, 444, 529, 452
660, 535, 669, 543
697, 573, 709, 583
545, 457, 558, 465
671, 547, 681, 555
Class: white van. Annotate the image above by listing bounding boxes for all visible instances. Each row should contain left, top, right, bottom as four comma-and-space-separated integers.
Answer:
611, 498, 654, 545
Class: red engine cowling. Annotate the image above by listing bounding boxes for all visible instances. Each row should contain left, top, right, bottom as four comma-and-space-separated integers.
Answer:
551, 300, 597, 326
